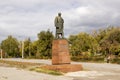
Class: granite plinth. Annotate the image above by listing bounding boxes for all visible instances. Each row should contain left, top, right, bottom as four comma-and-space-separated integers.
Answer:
41, 64, 83, 73
52, 39, 71, 65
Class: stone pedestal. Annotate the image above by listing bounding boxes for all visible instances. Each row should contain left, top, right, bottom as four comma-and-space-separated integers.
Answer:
40, 39, 83, 72
52, 39, 71, 65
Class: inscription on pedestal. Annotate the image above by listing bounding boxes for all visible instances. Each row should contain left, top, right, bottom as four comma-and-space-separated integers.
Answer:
60, 44, 68, 49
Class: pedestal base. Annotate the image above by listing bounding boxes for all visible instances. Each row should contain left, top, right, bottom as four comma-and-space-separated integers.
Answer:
41, 64, 83, 73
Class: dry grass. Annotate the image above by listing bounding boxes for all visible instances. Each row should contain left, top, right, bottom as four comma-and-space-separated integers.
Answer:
30, 67, 63, 75
0, 60, 42, 68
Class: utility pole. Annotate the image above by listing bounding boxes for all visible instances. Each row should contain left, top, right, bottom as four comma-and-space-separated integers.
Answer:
22, 41, 24, 59
1, 49, 2, 59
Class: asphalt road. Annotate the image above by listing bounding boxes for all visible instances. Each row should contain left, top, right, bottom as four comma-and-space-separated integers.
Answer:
0, 58, 120, 80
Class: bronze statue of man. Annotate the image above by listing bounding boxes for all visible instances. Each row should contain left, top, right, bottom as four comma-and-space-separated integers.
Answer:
54, 13, 64, 39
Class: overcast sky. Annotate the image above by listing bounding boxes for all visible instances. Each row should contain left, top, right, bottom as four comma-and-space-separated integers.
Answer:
0, 0, 120, 42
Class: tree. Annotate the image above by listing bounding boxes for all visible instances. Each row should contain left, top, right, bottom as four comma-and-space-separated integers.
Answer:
24, 38, 32, 58
93, 26, 114, 43
100, 27, 120, 56
69, 32, 98, 57
1, 35, 19, 57
37, 29, 54, 59
30, 41, 38, 57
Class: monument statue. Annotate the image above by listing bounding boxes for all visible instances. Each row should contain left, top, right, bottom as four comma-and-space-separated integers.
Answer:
40, 13, 83, 73
54, 13, 64, 38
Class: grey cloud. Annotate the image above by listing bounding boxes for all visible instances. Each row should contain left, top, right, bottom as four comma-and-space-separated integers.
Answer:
0, 0, 120, 42
63, 0, 120, 36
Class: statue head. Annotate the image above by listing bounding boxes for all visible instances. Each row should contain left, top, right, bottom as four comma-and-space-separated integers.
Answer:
58, 13, 61, 16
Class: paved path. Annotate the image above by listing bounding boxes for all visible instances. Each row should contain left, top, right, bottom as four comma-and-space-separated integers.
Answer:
0, 66, 73, 80
1, 58, 120, 80
67, 62, 120, 80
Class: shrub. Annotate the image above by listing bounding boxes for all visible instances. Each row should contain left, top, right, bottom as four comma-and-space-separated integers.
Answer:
71, 56, 104, 62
